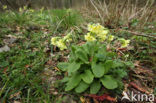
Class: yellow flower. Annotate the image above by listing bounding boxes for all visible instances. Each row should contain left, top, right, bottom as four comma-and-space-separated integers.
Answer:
97, 30, 108, 40
85, 33, 96, 42
56, 39, 67, 50
119, 38, 130, 48
64, 33, 72, 42
40, 7, 44, 12
67, 9, 72, 13
51, 37, 59, 45
3, 5, 7, 10
88, 24, 109, 39
100, 30, 109, 35
29, 9, 34, 13
94, 24, 104, 33
66, 38, 72, 42
98, 35, 107, 42
23, 6, 27, 10
108, 35, 114, 41
19, 7, 23, 12
88, 24, 94, 32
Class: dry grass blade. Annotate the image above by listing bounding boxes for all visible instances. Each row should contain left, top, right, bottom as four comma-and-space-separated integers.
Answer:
84, 0, 156, 30
89, 0, 104, 24
118, 29, 156, 39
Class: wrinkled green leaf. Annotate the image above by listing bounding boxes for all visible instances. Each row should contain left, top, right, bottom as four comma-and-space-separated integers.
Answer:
68, 62, 81, 74
100, 75, 118, 89
76, 49, 88, 63
75, 81, 89, 93
57, 62, 69, 71
65, 72, 81, 91
81, 69, 94, 84
95, 50, 106, 62
61, 77, 69, 83
96, 54, 106, 61
91, 63, 104, 78
103, 60, 113, 74
113, 69, 127, 78
69, 45, 78, 61
83, 43, 90, 55
125, 61, 134, 68
107, 52, 116, 58
83, 41, 99, 56
112, 60, 124, 68
90, 81, 101, 94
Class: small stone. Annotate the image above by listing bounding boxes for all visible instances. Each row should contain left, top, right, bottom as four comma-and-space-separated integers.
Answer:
0, 45, 10, 53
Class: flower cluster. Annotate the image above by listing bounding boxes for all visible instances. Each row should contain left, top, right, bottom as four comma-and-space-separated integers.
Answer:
85, 23, 130, 48
85, 23, 114, 42
2, 5, 7, 10
51, 33, 72, 50
18, 6, 34, 13
118, 38, 130, 48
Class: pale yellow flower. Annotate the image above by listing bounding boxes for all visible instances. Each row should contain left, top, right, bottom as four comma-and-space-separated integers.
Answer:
29, 9, 34, 13
87, 24, 94, 32
97, 30, 109, 40
85, 33, 96, 42
88, 23, 109, 37
100, 30, 109, 35
98, 35, 107, 42
3, 5, 7, 10
40, 7, 44, 12
88, 24, 103, 33
51, 37, 59, 45
67, 9, 72, 13
19, 8, 23, 12
23, 6, 27, 10
108, 35, 114, 41
64, 33, 72, 42
119, 38, 130, 48
56, 39, 67, 50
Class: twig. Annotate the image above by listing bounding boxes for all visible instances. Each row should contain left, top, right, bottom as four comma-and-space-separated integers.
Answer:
117, 29, 156, 39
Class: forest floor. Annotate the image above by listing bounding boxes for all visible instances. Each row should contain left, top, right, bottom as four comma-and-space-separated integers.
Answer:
0, 6, 156, 103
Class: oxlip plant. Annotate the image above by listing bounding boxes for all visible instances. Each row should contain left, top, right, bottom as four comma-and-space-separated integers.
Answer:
51, 23, 132, 94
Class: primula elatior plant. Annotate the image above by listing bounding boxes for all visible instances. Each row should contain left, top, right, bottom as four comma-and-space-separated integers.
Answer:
57, 41, 131, 94
51, 33, 72, 50
53, 23, 132, 94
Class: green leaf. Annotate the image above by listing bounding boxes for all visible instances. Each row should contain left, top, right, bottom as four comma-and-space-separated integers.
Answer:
65, 72, 81, 91
71, 45, 77, 55
125, 61, 134, 68
90, 81, 101, 94
76, 49, 88, 63
88, 41, 100, 56
95, 53, 106, 62
100, 75, 118, 89
92, 55, 98, 63
68, 62, 81, 74
103, 60, 113, 74
69, 45, 78, 62
57, 62, 69, 71
81, 69, 94, 84
107, 52, 116, 58
83, 43, 90, 55
75, 81, 89, 93
112, 60, 124, 68
91, 63, 104, 78
61, 77, 69, 83
113, 69, 127, 78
